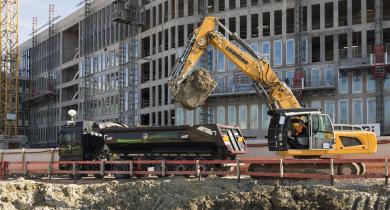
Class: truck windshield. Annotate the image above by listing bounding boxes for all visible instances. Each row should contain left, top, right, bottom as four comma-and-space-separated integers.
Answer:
59, 130, 81, 156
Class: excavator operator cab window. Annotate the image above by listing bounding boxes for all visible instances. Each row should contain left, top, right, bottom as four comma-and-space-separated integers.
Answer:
286, 116, 309, 149
311, 114, 334, 149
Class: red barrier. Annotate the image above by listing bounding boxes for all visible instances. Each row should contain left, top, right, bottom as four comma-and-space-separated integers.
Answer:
2, 158, 389, 185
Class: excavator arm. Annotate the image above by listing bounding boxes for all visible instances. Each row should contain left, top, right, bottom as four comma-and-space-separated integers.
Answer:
169, 16, 300, 110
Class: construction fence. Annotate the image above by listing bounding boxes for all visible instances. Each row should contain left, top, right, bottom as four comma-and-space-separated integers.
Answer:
0, 158, 389, 186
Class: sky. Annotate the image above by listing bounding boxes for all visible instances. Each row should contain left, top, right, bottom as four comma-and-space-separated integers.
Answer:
20, 0, 81, 43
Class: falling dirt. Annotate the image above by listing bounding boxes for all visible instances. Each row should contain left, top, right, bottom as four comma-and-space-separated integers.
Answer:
173, 68, 216, 110
0, 177, 389, 210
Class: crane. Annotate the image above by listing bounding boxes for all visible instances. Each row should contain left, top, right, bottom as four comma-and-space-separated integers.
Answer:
168, 16, 377, 175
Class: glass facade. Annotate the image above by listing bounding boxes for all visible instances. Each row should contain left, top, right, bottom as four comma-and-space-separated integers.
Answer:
338, 71, 348, 93
262, 41, 270, 62
352, 72, 362, 93
273, 40, 282, 66
286, 39, 295, 65
338, 100, 349, 124
227, 105, 237, 126
262, 104, 270, 129
217, 106, 225, 124
352, 99, 363, 124
367, 98, 376, 124
250, 104, 259, 130
239, 105, 247, 129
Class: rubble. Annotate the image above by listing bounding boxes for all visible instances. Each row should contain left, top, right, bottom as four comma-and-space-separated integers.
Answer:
0, 177, 389, 210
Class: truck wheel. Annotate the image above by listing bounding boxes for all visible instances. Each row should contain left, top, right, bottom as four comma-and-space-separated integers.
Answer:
113, 164, 130, 179
69, 174, 83, 180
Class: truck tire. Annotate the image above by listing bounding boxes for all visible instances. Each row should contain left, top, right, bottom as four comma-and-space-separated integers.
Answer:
113, 164, 130, 179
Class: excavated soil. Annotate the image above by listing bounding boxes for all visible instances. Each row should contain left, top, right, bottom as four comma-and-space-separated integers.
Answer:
174, 68, 216, 110
0, 177, 389, 210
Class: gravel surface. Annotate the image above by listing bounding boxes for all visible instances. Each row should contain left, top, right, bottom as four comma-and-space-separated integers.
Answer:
0, 177, 389, 210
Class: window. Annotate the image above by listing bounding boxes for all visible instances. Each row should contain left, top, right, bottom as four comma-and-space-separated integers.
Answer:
367, 98, 376, 123
216, 76, 225, 92
311, 100, 321, 109
262, 104, 270, 129
338, 71, 348, 93
312, 4, 320, 30
188, 0, 194, 16
195, 107, 202, 124
178, 0, 184, 17
178, 25, 184, 47
186, 110, 193, 125
302, 37, 308, 63
240, 16, 247, 39
386, 99, 390, 125
352, 99, 363, 124
367, 73, 376, 92
229, 17, 236, 34
240, 0, 246, 8
251, 0, 258, 6
352, 72, 362, 93
367, 0, 375, 23
227, 76, 234, 92
274, 10, 282, 35
311, 68, 320, 87
324, 68, 334, 86
250, 105, 259, 130
338, 0, 347, 26
250, 42, 258, 52
262, 12, 270, 37
262, 41, 270, 62
352, 0, 362, 24
325, 2, 333, 28
217, 51, 225, 72
219, 0, 225, 11
228, 105, 237, 126
286, 39, 295, 65
325, 101, 335, 122
176, 108, 184, 125
338, 100, 349, 124
273, 40, 282, 66
229, 0, 235, 9
217, 106, 225, 124
286, 8, 294, 33
312, 36, 321, 62
325, 35, 334, 61
171, 0, 175, 19
384, 73, 390, 90
251, 14, 259, 38
239, 105, 247, 129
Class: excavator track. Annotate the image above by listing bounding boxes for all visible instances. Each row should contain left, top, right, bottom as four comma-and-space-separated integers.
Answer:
248, 161, 366, 179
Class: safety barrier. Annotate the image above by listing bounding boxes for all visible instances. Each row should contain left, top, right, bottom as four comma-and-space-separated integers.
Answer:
0, 158, 389, 186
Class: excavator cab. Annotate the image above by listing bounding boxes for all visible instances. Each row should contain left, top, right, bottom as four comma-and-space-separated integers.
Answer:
267, 109, 335, 152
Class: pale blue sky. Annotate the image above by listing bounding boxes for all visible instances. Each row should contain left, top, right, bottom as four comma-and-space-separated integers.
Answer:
20, 0, 80, 43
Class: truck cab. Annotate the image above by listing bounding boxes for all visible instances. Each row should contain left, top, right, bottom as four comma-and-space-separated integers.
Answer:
59, 121, 105, 161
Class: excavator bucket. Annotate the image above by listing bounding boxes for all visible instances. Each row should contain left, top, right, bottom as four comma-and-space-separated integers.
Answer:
170, 68, 216, 110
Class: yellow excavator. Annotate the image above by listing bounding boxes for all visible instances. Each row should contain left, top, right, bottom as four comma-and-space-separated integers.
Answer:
168, 16, 377, 175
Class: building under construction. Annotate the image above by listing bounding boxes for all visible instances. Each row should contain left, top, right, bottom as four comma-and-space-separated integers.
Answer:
18, 0, 390, 147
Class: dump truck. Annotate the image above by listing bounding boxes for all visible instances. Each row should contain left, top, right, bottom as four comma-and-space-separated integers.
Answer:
59, 110, 246, 178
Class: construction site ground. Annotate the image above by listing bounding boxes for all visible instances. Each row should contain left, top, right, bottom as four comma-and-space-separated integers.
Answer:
0, 176, 389, 210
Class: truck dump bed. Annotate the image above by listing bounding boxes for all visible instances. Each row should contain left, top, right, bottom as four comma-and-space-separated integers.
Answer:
101, 124, 246, 159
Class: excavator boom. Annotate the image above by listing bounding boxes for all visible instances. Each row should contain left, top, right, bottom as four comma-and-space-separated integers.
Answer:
169, 16, 300, 110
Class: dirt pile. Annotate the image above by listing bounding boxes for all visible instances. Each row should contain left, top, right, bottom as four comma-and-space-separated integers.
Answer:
0, 178, 389, 210
173, 68, 216, 110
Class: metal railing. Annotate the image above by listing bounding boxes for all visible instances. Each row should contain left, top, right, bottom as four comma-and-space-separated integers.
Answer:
1, 158, 390, 186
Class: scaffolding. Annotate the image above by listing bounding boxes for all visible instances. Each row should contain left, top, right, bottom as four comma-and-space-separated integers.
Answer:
375, 0, 384, 133
113, 0, 143, 127
0, 0, 19, 137
198, 0, 212, 124
46, 4, 57, 143
81, 0, 93, 120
